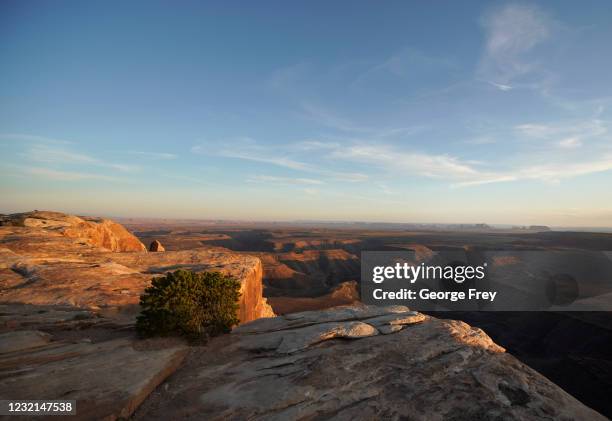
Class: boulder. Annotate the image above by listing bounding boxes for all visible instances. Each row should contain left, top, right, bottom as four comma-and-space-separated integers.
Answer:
149, 240, 165, 252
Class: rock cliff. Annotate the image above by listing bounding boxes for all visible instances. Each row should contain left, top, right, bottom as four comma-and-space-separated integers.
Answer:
0, 210, 146, 252
0, 211, 273, 323
135, 304, 606, 420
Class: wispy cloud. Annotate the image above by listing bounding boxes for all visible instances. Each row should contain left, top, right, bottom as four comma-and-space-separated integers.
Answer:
22, 167, 120, 181
488, 81, 513, 91
129, 151, 177, 160
24, 144, 139, 172
453, 155, 612, 187
558, 137, 582, 149
246, 175, 324, 185
515, 117, 607, 149
0, 133, 74, 145
216, 149, 311, 171
191, 138, 369, 182
300, 103, 426, 139
330, 144, 478, 178
479, 4, 553, 86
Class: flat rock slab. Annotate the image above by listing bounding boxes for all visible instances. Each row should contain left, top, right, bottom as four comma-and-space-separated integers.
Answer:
0, 330, 51, 353
134, 305, 606, 421
0, 338, 188, 420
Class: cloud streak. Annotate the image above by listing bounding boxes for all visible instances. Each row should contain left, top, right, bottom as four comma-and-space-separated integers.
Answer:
129, 151, 178, 160
479, 4, 552, 85
22, 166, 121, 182
24, 144, 139, 172
246, 175, 324, 185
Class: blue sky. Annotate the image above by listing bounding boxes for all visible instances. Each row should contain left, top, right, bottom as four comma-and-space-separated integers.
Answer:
2, 1, 612, 226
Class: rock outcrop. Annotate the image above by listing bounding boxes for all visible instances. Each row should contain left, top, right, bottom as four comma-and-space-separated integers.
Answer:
0, 211, 274, 323
0, 304, 188, 421
134, 304, 606, 420
149, 239, 165, 252
0, 211, 146, 252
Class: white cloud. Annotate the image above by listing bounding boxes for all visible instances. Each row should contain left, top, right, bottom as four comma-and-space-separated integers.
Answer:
488, 81, 513, 91
27, 145, 98, 165
328, 171, 369, 182
22, 167, 120, 181
453, 155, 612, 187
246, 175, 324, 185
480, 4, 552, 84
452, 175, 518, 188
332, 144, 478, 179
558, 137, 582, 149
515, 118, 607, 149
303, 188, 319, 195
192, 138, 368, 183
520, 157, 612, 181
218, 150, 311, 171
129, 151, 177, 160
23, 144, 139, 172
0, 133, 74, 145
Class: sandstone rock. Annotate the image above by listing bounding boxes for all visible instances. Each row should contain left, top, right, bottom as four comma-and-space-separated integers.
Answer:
0, 303, 97, 332
149, 240, 165, 252
0, 213, 274, 323
0, 330, 51, 353
0, 337, 188, 420
0, 211, 147, 252
134, 304, 605, 420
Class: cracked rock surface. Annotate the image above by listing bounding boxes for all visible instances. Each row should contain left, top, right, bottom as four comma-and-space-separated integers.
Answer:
135, 304, 605, 420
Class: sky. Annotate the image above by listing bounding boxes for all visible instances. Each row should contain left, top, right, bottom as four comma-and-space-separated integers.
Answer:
2, 1, 612, 227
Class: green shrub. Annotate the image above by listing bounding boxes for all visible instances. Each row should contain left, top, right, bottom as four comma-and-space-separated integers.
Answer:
136, 269, 241, 340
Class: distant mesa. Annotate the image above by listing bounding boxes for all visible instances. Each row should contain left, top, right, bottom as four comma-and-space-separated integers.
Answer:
529, 225, 551, 232
149, 240, 165, 252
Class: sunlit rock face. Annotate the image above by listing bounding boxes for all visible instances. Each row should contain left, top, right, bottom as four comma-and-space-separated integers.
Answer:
0, 210, 147, 252
133, 304, 606, 420
0, 211, 273, 323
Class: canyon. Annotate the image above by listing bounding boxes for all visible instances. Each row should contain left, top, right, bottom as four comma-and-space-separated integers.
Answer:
0, 211, 610, 419
130, 220, 612, 418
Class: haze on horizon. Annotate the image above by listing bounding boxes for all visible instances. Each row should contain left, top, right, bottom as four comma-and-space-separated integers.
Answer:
2, 1, 612, 228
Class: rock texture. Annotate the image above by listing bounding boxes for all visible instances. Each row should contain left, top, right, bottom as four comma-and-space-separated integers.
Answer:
0, 330, 51, 353
268, 280, 360, 314
0, 303, 189, 420
0, 332, 187, 420
135, 304, 605, 420
0, 211, 274, 323
149, 239, 165, 252
0, 211, 147, 252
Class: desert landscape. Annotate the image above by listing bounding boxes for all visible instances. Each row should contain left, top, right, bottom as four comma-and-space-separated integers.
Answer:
3, 1, 612, 419
0, 211, 609, 419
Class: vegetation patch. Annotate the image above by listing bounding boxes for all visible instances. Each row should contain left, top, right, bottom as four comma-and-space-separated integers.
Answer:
136, 269, 241, 341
